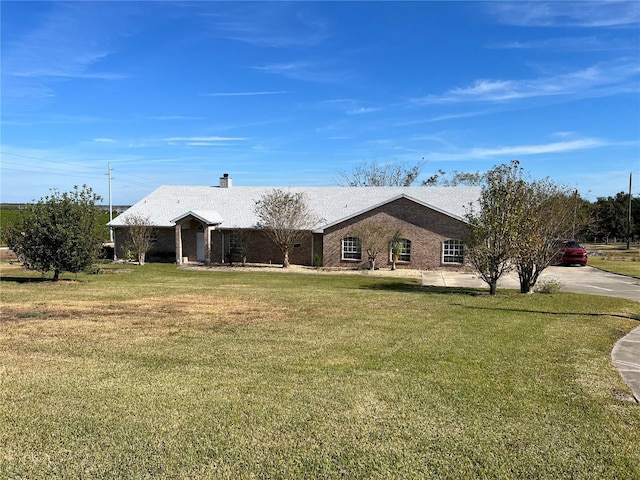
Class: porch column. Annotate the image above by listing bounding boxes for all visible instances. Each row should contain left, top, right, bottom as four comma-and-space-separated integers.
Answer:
205, 226, 213, 263
175, 223, 182, 264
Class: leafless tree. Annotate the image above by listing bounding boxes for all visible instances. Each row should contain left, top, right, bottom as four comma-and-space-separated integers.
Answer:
337, 159, 424, 187
423, 169, 486, 186
123, 213, 155, 265
254, 189, 323, 268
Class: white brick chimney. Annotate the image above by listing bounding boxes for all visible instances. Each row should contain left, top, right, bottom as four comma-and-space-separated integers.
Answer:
219, 173, 232, 188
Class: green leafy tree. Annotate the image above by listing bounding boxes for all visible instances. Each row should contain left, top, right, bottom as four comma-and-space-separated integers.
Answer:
465, 162, 593, 294
8, 185, 104, 280
513, 183, 589, 293
390, 230, 404, 271
464, 161, 528, 295
229, 229, 253, 266
254, 189, 323, 268
591, 192, 639, 242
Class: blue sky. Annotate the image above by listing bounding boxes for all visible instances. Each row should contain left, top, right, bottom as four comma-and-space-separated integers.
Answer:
2, 1, 639, 205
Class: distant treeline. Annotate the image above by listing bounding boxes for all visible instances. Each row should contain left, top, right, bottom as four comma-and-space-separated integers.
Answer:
1, 204, 130, 212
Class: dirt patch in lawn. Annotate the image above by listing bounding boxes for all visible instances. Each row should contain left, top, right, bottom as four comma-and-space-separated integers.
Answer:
0, 294, 290, 327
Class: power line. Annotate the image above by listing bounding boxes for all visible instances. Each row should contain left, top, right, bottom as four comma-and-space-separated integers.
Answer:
1, 150, 105, 172
1, 167, 106, 179
1, 160, 106, 178
2, 151, 161, 187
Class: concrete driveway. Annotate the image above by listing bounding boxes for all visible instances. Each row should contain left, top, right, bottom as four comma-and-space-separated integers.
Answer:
422, 265, 640, 302
541, 266, 640, 302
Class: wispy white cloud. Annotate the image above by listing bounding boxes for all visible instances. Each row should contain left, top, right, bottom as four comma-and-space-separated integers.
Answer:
427, 138, 609, 161
184, 142, 236, 147
490, 35, 636, 52
202, 4, 329, 48
487, 1, 640, 28
10, 64, 126, 80
412, 59, 639, 105
3, 4, 127, 80
396, 111, 489, 127
164, 136, 249, 144
145, 115, 206, 121
347, 107, 381, 115
252, 60, 353, 84
3, 113, 103, 126
199, 91, 292, 97
318, 98, 381, 116
94, 138, 116, 143
2, 2, 136, 108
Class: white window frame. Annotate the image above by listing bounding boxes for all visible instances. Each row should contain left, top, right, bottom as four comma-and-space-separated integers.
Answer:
342, 236, 362, 260
399, 238, 411, 262
443, 239, 464, 264
390, 238, 411, 262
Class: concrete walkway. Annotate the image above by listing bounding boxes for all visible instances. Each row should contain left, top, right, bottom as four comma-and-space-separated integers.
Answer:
421, 269, 640, 403
612, 326, 640, 402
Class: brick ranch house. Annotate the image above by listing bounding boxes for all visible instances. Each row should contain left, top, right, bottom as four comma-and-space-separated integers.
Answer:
109, 175, 480, 270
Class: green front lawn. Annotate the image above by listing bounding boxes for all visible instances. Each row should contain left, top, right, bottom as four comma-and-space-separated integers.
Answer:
586, 243, 640, 278
1, 264, 639, 478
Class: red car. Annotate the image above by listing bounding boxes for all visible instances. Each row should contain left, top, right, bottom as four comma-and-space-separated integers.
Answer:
556, 240, 588, 266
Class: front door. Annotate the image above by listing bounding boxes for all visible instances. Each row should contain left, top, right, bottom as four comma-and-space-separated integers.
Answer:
196, 231, 205, 261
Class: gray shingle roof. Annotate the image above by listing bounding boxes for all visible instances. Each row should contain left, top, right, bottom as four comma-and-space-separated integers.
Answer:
108, 185, 481, 231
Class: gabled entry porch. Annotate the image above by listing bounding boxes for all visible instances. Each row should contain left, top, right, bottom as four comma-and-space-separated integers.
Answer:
171, 210, 223, 264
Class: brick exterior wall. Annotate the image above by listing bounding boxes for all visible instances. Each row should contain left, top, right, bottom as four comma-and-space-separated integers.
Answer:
115, 225, 320, 265
113, 198, 467, 269
113, 226, 176, 262
321, 197, 469, 270
211, 229, 317, 266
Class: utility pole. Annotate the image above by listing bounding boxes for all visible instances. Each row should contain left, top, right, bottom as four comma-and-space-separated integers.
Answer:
627, 172, 632, 250
107, 163, 114, 243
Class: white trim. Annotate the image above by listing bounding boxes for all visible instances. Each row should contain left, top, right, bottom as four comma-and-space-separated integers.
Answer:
442, 239, 465, 264
170, 210, 223, 226
342, 236, 362, 261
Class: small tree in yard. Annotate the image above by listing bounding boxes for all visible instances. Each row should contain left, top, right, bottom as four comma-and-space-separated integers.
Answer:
465, 161, 589, 295
513, 182, 588, 293
390, 230, 404, 271
464, 161, 528, 295
8, 185, 104, 281
254, 189, 322, 268
350, 220, 398, 270
229, 229, 253, 266
123, 214, 155, 265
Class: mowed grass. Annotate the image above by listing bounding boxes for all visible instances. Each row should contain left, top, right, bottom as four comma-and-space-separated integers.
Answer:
1, 263, 639, 479
586, 243, 640, 278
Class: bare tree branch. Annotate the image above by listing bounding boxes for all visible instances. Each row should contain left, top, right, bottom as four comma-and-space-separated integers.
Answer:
337, 160, 424, 187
